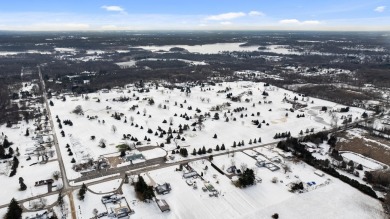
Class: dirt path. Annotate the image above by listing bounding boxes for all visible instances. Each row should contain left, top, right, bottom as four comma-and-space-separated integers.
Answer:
68, 192, 77, 219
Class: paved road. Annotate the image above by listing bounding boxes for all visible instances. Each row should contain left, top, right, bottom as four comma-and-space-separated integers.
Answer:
38, 65, 70, 191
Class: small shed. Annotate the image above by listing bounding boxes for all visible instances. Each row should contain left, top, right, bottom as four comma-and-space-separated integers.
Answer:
155, 183, 171, 195
156, 199, 170, 212
314, 170, 325, 177
183, 171, 198, 179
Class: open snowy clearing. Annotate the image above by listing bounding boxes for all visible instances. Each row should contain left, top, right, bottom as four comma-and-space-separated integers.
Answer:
341, 152, 383, 170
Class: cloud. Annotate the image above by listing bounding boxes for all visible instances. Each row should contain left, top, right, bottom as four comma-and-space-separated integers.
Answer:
248, 11, 265, 16
302, 20, 320, 25
279, 19, 320, 25
374, 6, 386, 12
279, 19, 300, 24
206, 12, 246, 21
220, 21, 232, 25
101, 5, 124, 12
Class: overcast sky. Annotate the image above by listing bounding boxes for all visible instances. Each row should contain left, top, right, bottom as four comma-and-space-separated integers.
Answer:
0, 0, 389, 31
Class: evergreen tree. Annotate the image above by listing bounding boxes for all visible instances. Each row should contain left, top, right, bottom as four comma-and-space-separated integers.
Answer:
142, 186, 155, 200
0, 145, 5, 158
135, 175, 155, 200
233, 141, 237, 147
19, 177, 27, 191
57, 191, 64, 207
135, 175, 147, 193
192, 148, 197, 155
221, 144, 225, 150
5, 198, 22, 219
202, 146, 206, 154
3, 138, 12, 148
78, 183, 87, 200
215, 145, 220, 151
8, 147, 14, 156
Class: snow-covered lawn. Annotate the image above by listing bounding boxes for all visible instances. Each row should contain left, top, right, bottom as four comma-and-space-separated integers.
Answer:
341, 152, 383, 170
88, 179, 122, 194
119, 160, 383, 219
0, 121, 61, 206
142, 148, 167, 160
0, 160, 60, 206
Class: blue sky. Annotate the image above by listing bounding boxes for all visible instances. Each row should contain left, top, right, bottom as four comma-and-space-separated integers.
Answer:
0, 0, 389, 30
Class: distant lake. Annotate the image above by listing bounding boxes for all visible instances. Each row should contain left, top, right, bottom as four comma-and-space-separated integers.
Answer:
134, 42, 260, 54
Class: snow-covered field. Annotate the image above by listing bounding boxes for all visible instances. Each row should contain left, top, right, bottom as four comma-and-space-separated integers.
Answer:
47, 81, 369, 180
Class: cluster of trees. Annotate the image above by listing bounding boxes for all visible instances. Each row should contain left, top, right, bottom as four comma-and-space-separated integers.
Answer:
63, 119, 73, 126
112, 112, 121, 120
179, 148, 188, 157
238, 168, 255, 187
113, 95, 130, 102
340, 107, 350, 113
289, 182, 304, 192
232, 141, 244, 147
215, 144, 226, 151
249, 138, 261, 144
135, 175, 155, 201
0, 137, 15, 159
273, 132, 291, 139
192, 146, 209, 155
296, 114, 305, 118
299, 128, 315, 135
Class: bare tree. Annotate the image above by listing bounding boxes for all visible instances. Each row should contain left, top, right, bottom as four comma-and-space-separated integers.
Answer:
99, 138, 107, 148
282, 164, 291, 174
111, 125, 117, 133
197, 115, 205, 131
93, 209, 99, 217
330, 112, 339, 129
72, 105, 83, 115
240, 163, 248, 172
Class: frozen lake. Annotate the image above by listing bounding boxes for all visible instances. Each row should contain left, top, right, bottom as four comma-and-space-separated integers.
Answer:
135, 42, 261, 54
